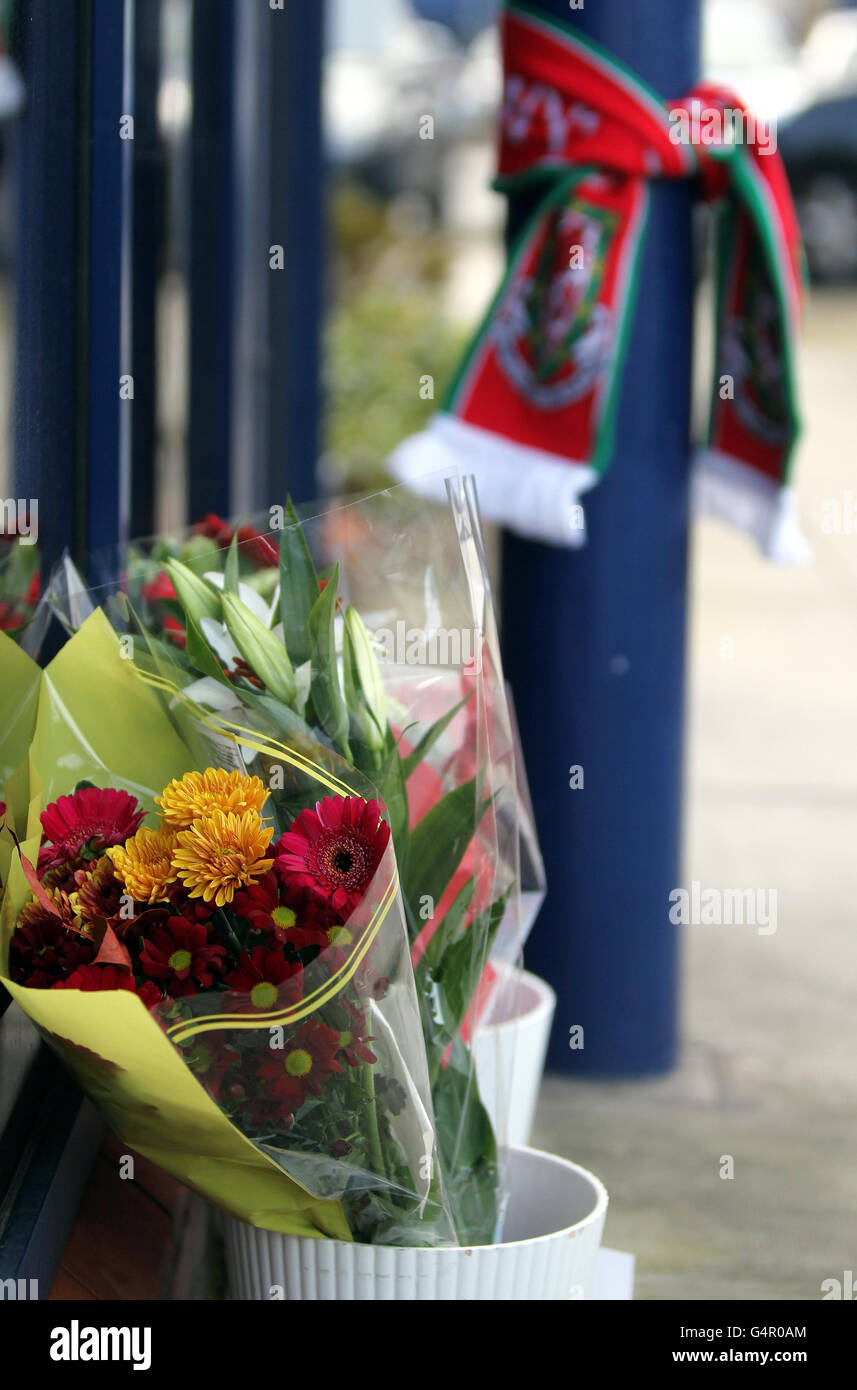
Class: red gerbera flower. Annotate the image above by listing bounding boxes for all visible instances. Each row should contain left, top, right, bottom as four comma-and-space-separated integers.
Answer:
274, 796, 390, 915
224, 947, 303, 1011
138, 917, 226, 997
38, 787, 146, 878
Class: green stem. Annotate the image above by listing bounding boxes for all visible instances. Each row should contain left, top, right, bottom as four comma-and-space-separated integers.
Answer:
362, 1061, 386, 1180
217, 907, 243, 958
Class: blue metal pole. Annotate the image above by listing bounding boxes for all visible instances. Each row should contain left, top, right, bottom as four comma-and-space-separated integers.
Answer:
130, 0, 163, 539
188, 0, 235, 522
502, 0, 700, 1074
266, 0, 325, 507
13, 0, 87, 576
87, 0, 135, 558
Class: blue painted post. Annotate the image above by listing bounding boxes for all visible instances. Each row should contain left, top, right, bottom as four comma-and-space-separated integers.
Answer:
87, 0, 135, 558
13, 0, 87, 575
227, 0, 325, 514
130, 0, 163, 539
14, 0, 133, 577
188, 0, 235, 522
266, 0, 325, 507
501, 0, 700, 1074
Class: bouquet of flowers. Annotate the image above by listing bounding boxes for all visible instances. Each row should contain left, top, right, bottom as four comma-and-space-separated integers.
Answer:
1, 609, 453, 1244
28, 478, 539, 1245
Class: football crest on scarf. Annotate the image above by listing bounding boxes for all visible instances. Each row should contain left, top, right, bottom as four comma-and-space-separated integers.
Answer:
493, 200, 615, 410
720, 241, 791, 448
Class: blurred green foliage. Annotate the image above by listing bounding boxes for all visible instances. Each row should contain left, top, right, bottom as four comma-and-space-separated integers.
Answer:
323, 183, 466, 491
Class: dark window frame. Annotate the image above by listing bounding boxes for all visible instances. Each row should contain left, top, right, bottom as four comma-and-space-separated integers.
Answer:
1, 0, 325, 1293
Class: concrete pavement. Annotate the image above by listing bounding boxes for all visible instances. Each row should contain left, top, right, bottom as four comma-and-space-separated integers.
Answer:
531, 286, 857, 1301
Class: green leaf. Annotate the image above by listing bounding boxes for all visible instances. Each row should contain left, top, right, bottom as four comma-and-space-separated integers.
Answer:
223, 533, 240, 595
342, 616, 380, 761
164, 559, 221, 625
376, 733, 410, 881
431, 888, 510, 1043
222, 591, 296, 705
279, 497, 318, 667
402, 778, 488, 925
307, 563, 351, 759
184, 611, 234, 690
432, 1035, 498, 1245
416, 875, 474, 981
399, 692, 471, 782
342, 606, 386, 750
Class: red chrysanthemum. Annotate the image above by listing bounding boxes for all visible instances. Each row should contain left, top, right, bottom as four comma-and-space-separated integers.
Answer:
244, 1094, 296, 1132
232, 871, 331, 949
352, 962, 390, 1001
136, 979, 164, 1008
224, 947, 303, 1011
72, 857, 125, 925
38, 787, 146, 878
9, 907, 94, 988
335, 997, 378, 1067
274, 796, 390, 915
256, 1017, 343, 1112
138, 917, 226, 997
164, 883, 214, 923
182, 1031, 241, 1101
53, 963, 161, 1007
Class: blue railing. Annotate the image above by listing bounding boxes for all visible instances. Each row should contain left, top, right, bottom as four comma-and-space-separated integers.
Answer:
1, 0, 325, 1293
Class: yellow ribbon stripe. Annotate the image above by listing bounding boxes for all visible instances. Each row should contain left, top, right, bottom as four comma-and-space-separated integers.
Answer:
127, 665, 400, 1045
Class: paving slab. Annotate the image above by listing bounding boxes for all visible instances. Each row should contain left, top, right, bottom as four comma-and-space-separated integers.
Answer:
531, 287, 857, 1302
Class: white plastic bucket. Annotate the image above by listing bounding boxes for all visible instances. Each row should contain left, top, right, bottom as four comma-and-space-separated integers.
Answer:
223, 1145, 607, 1301
474, 966, 556, 1148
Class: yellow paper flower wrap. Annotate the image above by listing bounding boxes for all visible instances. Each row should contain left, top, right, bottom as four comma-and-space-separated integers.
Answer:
0, 610, 351, 1240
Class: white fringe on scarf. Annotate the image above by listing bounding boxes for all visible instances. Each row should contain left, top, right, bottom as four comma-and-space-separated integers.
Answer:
388, 419, 811, 563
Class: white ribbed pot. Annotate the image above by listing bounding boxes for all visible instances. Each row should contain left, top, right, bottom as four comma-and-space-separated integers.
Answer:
473, 965, 556, 1148
223, 1145, 607, 1301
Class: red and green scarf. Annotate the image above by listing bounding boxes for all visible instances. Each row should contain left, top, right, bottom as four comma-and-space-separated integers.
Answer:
390, 0, 808, 561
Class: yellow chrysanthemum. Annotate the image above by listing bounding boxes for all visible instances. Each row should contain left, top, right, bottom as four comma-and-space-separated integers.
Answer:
171, 809, 274, 907
107, 826, 178, 904
155, 768, 268, 830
